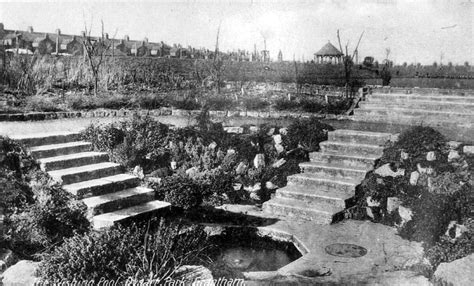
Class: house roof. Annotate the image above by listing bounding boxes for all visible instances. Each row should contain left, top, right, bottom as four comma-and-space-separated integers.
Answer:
315, 42, 343, 56
3, 33, 20, 40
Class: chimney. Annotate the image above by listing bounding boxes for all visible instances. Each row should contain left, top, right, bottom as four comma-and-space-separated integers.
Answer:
56, 29, 61, 35
27, 26, 33, 33
105, 33, 109, 39
143, 37, 148, 43
81, 31, 86, 37
124, 35, 129, 41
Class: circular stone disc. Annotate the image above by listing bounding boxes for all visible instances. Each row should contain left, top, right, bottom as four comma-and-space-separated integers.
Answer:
324, 243, 367, 258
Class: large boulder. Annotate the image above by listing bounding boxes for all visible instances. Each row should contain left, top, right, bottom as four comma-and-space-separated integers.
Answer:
2, 260, 40, 286
434, 254, 474, 286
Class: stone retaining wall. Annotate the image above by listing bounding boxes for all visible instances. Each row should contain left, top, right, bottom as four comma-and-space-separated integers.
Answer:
0, 107, 351, 122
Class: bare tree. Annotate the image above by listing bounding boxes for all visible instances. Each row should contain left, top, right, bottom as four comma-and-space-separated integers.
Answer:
82, 20, 114, 95
211, 22, 224, 94
337, 29, 364, 97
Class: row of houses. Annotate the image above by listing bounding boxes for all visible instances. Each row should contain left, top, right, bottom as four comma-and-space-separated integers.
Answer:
0, 23, 225, 59
0, 23, 277, 62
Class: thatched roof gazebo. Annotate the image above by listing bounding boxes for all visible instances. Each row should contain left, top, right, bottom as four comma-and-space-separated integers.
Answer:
314, 41, 343, 64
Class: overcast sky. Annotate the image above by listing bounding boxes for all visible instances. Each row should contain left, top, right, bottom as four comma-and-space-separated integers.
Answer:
1, 0, 472, 64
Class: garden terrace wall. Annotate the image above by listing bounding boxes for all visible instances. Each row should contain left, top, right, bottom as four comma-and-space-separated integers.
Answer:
0, 107, 351, 122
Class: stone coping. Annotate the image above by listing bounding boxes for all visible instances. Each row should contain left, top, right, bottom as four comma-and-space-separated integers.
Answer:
0, 108, 351, 122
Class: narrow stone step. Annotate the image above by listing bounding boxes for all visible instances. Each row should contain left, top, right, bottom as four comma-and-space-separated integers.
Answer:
351, 113, 474, 128
10, 131, 81, 147
328, 129, 392, 146
360, 100, 474, 113
320, 141, 384, 157
93, 200, 171, 230
309, 152, 377, 170
29, 141, 92, 159
48, 162, 123, 185
38, 151, 109, 171
299, 161, 367, 180
63, 173, 140, 199
287, 173, 359, 193
369, 93, 474, 103
275, 184, 353, 209
355, 107, 474, 120
353, 108, 474, 125
82, 187, 155, 217
262, 197, 341, 224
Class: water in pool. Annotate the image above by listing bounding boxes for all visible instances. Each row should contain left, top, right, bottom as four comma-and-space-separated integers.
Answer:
218, 246, 293, 272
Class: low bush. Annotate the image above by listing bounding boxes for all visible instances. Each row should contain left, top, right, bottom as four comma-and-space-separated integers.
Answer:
25, 95, 64, 112
81, 115, 170, 172
38, 219, 210, 283
156, 174, 203, 209
284, 117, 334, 152
241, 97, 270, 110
204, 96, 236, 110
0, 136, 38, 212
7, 176, 90, 256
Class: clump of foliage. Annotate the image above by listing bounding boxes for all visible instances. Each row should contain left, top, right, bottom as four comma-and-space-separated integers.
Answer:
353, 126, 472, 269
284, 117, 334, 152
425, 220, 474, 268
0, 137, 37, 212
81, 115, 170, 172
38, 219, 210, 283
155, 174, 203, 210
8, 176, 90, 256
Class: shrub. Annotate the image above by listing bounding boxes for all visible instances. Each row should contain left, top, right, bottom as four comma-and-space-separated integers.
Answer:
284, 117, 334, 152
273, 98, 300, 111
204, 96, 235, 110
7, 176, 90, 256
425, 221, 474, 268
25, 95, 64, 112
241, 97, 269, 110
0, 136, 38, 212
156, 174, 203, 209
81, 115, 170, 172
38, 219, 210, 283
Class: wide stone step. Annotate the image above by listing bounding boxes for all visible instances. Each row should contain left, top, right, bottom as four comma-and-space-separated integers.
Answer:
320, 141, 384, 157
369, 93, 474, 103
93, 200, 171, 230
10, 131, 81, 147
38, 151, 109, 171
309, 152, 377, 170
360, 100, 474, 113
299, 161, 367, 180
262, 197, 341, 224
328, 129, 392, 146
63, 173, 140, 199
82, 187, 155, 217
275, 184, 353, 209
287, 173, 359, 193
48, 162, 123, 185
29, 141, 92, 159
354, 108, 474, 123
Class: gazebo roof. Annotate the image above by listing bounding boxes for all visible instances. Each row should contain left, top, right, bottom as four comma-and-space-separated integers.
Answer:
314, 42, 343, 56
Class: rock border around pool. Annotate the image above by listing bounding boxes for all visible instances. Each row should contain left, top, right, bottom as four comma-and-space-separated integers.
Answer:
0, 108, 352, 122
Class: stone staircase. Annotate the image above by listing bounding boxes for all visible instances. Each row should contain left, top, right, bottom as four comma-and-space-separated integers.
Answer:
353, 91, 474, 129
12, 131, 170, 230
263, 129, 392, 224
